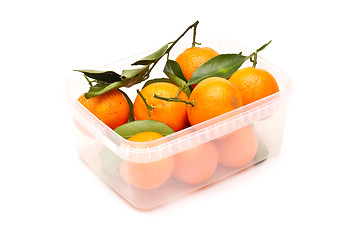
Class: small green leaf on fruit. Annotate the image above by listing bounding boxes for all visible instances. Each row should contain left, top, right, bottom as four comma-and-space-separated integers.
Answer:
187, 54, 247, 86
163, 60, 191, 97
85, 82, 125, 99
164, 59, 187, 81
119, 89, 135, 122
114, 120, 175, 139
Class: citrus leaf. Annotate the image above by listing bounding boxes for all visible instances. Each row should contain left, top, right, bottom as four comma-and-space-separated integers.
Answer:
132, 44, 169, 65
187, 53, 247, 86
256, 40, 272, 52
165, 72, 191, 97
121, 65, 150, 88
253, 138, 269, 164
121, 65, 149, 79
119, 89, 135, 122
163, 59, 187, 81
142, 78, 173, 89
163, 60, 191, 97
100, 147, 122, 177
114, 120, 175, 139
74, 70, 123, 83
85, 82, 125, 99
83, 66, 150, 98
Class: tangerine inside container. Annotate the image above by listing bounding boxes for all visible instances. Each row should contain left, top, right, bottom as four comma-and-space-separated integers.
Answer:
65, 34, 293, 209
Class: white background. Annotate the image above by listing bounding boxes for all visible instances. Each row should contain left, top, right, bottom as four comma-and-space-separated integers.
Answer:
1, 0, 359, 239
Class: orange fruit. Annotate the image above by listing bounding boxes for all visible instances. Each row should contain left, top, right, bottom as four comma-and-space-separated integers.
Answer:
187, 77, 243, 126
127, 131, 163, 142
175, 47, 219, 84
216, 126, 258, 168
173, 141, 218, 185
133, 82, 189, 132
118, 132, 175, 190
228, 67, 279, 105
78, 90, 130, 130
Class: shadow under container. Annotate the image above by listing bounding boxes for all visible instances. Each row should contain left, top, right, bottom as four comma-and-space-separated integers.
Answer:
65, 35, 293, 209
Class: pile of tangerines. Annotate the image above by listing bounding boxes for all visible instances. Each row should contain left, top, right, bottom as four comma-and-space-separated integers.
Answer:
76, 21, 280, 190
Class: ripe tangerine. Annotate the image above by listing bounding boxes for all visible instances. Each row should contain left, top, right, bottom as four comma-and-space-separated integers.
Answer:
118, 132, 175, 190
187, 77, 243, 126
216, 126, 258, 168
228, 67, 279, 105
78, 90, 130, 130
133, 82, 189, 132
175, 47, 219, 88
173, 141, 218, 185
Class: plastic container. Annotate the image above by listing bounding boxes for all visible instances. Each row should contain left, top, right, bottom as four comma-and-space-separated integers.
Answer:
65, 34, 292, 209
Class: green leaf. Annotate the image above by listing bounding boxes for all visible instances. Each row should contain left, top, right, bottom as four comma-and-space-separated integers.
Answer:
131, 44, 169, 65
256, 40, 272, 52
74, 70, 123, 83
100, 147, 123, 178
163, 59, 187, 81
166, 72, 192, 97
187, 53, 248, 86
119, 89, 135, 122
85, 82, 125, 99
114, 120, 175, 139
142, 78, 173, 89
163, 60, 191, 97
121, 65, 149, 79
253, 138, 269, 164
83, 66, 150, 98
121, 65, 150, 87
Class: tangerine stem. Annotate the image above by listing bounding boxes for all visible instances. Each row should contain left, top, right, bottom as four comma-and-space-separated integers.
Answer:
137, 89, 154, 117
250, 53, 258, 68
245, 40, 272, 68
175, 84, 186, 98
145, 21, 200, 79
84, 74, 93, 87
153, 94, 195, 107
192, 21, 198, 48
167, 20, 199, 54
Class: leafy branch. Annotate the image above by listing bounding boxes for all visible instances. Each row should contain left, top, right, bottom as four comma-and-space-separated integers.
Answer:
183, 40, 273, 87
153, 41, 272, 106
75, 20, 200, 99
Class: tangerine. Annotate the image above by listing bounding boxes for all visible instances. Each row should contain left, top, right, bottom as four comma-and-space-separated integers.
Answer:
175, 47, 219, 84
173, 141, 218, 185
187, 77, 243, 126
216, 126, 258, 168
228, 67, 279, 105
127, 131, 163, 142
133, 82, 189, 132
78, 90, 130, 130
118, 132, 175, 190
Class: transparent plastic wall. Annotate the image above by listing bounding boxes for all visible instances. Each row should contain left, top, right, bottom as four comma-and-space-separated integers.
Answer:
66, 34, 292, 209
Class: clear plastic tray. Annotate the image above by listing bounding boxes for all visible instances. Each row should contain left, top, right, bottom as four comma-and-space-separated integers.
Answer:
65, 34, 292, 209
